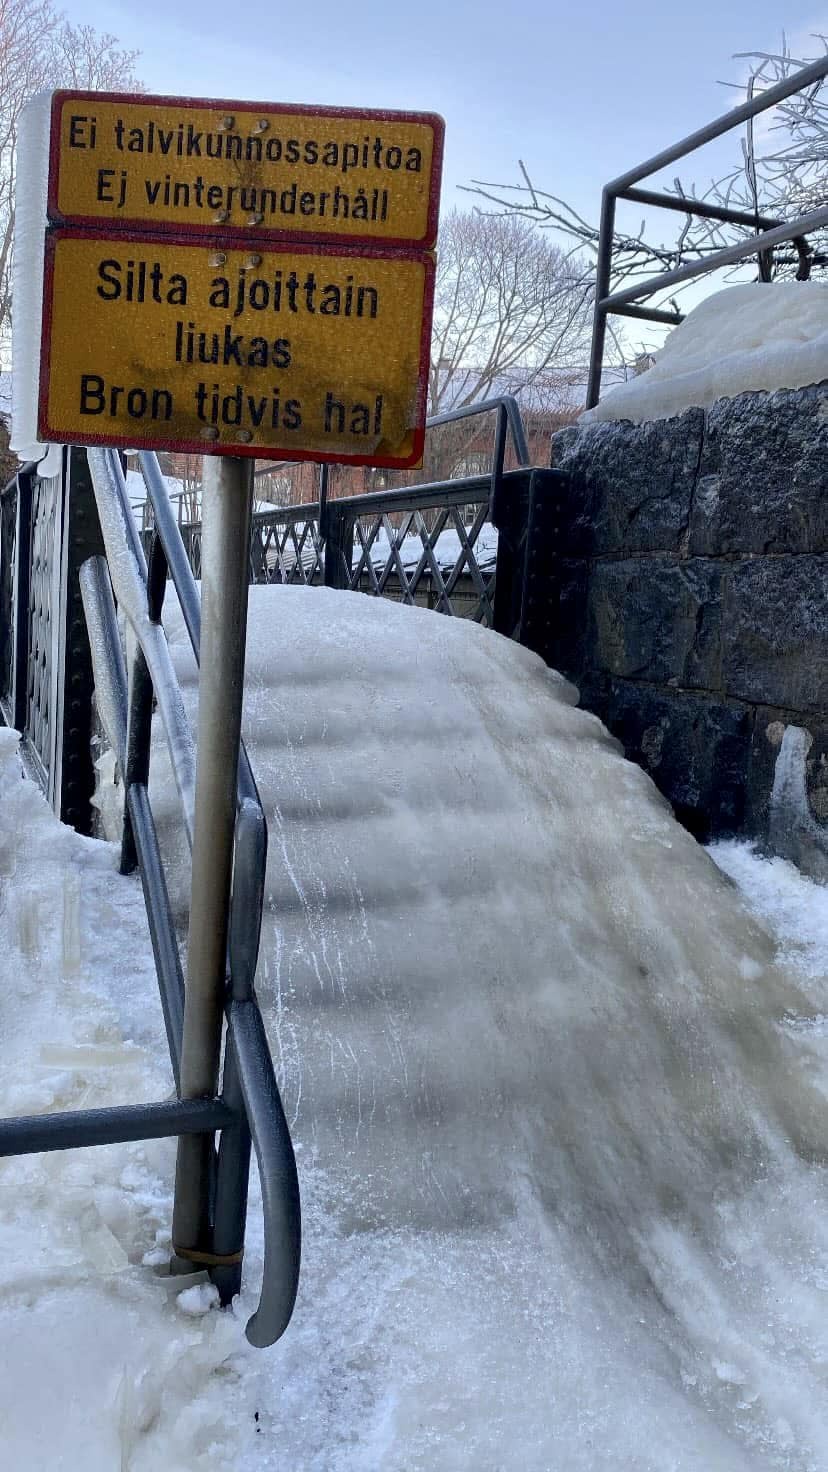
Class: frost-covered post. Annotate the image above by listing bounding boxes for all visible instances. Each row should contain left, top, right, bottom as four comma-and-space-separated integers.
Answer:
172, 454, 253, 1264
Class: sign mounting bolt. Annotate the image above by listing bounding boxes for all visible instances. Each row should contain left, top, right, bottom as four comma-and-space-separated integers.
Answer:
247, 212, 264, 226
243, 253, 262, 270
253, 118, 269, 133
237, 429, 253, 443
200, 426, 220, 440
218, 115, 235, 130
213, 209, 229, 224
209, 251, 227, 267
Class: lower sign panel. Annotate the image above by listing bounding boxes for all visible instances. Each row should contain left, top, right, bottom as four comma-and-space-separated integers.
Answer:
39, 229, 434, 466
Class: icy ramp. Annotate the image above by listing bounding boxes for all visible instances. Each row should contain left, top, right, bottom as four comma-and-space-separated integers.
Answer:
6, 584, 828, 1468
153, 584, 824, 1244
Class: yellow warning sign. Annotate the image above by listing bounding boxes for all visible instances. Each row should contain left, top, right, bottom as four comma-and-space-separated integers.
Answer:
39, 230, 434, 465
49, 93, 443, 248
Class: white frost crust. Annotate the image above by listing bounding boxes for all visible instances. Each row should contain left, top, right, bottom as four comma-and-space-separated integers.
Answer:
11, 92, 52, 461
583, 281, 828, 424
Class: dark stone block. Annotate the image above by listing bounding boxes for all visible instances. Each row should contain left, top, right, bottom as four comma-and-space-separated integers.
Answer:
587, 557, 722, 690
551, 409, 704, 556
690, 382, 828, 555
540, 558, 590, 679
724, 555, 828, 711
584, 680, 753, 839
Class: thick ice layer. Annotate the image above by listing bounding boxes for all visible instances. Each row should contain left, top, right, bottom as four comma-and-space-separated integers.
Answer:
6, 590, 828, 1467
147, 584, 828, 1466
583, 281, 828, 424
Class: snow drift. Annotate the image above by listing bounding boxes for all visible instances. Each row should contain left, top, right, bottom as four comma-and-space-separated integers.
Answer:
583, 280, 828, 424
5, 586, 828, 1467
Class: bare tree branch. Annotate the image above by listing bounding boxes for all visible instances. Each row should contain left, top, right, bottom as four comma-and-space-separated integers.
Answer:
0, 0, 143, 344
462, 42, 828, 370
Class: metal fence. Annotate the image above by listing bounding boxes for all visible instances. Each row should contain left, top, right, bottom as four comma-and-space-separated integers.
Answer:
3, 400, 568, 834
161, 398, 543, 629
587, 53, 828, 407
0, 444, 301, 1349
0, 451, 105, 831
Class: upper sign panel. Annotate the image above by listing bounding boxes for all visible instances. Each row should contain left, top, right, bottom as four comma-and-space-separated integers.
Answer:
48, 92, 444, 248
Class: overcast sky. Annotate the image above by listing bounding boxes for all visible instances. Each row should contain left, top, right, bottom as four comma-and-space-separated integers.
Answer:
65, 0, 826, 221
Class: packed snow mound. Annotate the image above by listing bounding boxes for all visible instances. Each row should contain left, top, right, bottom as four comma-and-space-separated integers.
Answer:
0, 727, 259, 1471
142, 583, 828, 1464
583, 281, 828, 424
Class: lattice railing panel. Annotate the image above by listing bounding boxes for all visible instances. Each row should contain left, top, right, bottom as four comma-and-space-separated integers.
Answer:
250, 514, 323, 586
348, 501, 497, 624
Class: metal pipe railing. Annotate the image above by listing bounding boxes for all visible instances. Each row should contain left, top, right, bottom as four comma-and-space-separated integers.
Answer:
607, 55, 828, 195
66, 447, 299, 1348
425, 394, 531, 466
587, 55, 828, 407
602, 205, 828, 312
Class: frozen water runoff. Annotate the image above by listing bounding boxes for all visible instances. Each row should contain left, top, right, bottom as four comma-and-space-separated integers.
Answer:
4, 585, 828, 1469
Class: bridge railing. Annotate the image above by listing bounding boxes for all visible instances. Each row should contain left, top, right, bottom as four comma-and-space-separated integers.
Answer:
0, 445, 301, 1349
3, 400, 568, 828
0, 395, 571, 1344
0, 450, 106, 834
165, 396, 555, 633
586, 53, 828, 407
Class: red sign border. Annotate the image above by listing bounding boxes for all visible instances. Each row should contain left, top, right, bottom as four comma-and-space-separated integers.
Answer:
38, 225, 435, 468
47, 90, 444, 251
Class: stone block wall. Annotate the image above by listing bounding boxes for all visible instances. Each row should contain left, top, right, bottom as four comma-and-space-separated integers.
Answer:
548, 382, 828, 842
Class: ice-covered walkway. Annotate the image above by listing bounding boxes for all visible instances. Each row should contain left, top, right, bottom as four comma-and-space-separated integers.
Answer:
3, 585, 828, 1468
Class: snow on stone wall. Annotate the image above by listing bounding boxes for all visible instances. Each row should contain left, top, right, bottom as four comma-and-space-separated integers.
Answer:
583, 281, 828, 425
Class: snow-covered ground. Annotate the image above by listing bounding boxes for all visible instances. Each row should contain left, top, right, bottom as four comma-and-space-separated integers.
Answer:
5, 586, 828, 1468
583, 281, 828, 423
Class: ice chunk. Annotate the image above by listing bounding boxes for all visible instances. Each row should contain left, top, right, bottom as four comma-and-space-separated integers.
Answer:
176, 1283, 220, 1317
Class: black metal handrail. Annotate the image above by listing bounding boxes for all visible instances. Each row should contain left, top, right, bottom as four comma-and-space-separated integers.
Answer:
419, 394, 531, 467
159, 396, 530, 621
587, 54, 828, 407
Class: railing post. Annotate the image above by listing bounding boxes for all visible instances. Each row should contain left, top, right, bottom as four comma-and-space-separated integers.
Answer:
52, 448, 106, 834
491, 467, 532, 638
324, 503, 354, 590
586, 189, 616, 410
1, 468, 34, 732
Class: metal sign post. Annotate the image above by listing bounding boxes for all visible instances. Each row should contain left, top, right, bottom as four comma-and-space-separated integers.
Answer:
171, 453, 253, 1265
